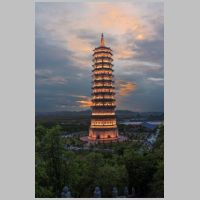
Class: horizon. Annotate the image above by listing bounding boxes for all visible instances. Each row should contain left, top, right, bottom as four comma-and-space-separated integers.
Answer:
35, 109, 164, 114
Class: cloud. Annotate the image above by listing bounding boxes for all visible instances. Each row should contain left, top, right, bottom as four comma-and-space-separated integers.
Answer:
36, 69, 68, 85
116, 80, 137, 97
70, 94, 92, 108
136, 34, 145, 40
148, 77, 164, 82
46, 76, 68, 85
134, 39, 164, 67
115, 60, 162, 77
35, 1, 162, 65
35, 1, 164, 112
71, 80, 137, 109
114, 80, 137, 109
35, 69, 53, 76
147, 77, 164, 85
77, 100, 92, 108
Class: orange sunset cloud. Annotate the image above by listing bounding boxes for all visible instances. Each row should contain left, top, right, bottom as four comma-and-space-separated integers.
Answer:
77, 100, 92, 108
40, 2, 154, 66
116, 80, 137, 97
72, 95, 92, 108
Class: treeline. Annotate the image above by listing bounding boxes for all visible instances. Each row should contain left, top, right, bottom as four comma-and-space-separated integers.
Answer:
35, 125, 164, 198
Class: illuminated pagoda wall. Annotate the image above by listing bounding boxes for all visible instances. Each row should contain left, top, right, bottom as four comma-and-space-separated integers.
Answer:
88, 33, 119, 142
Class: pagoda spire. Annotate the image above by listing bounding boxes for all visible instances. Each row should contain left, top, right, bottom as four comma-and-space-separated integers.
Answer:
100, 33, 105, 47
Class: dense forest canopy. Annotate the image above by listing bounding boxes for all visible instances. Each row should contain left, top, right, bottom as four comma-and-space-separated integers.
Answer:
35, 124, 164, 198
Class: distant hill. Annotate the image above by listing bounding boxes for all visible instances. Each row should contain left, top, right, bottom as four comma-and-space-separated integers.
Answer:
36, 110, 164, 121
35, 110, 91, 117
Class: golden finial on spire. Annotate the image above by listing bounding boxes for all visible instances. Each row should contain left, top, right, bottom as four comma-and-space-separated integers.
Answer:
100, 33, 105, 46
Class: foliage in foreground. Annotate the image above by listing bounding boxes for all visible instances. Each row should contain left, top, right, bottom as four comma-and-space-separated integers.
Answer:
35, 125, 164, 198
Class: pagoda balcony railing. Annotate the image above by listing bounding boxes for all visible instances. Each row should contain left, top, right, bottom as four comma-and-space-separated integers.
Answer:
92, 78, 113, 81
92, 77, 114, 80
93, 66, 112, 70
92, 109, 116, 117
93, 52, 112, 59
94, 53, 112, 57
91, 115, 116, 119
91, 119, 116, 123
93, 82, 113, 84
93, 68, 113, 71
92, 108, 116, 112
92, 78, 113, 82
92, 88, 115, 92
92, 100, 115, 104
92, 68, 113, 72
92, 105, 116, 108
89, 127, 118, 131
92, 95, 114, 98
94, 60, 113, 64
92, 84, 114, 87
92, 99, 115, 102
92, 85, 115, 89
93, 62, 113, 67
92, 97, 115, 100
92, 74, 114, 78
93, 95, 114, 98
91, 111, 116, 115
92, 80, 114, 83
91, 106, 116, 109
91, 124, 117, 127
92, 102, 116, 105
92, 92, 115, 95
93, 57, 113, 62
93, 65, 112, 71
92, 74, 113, 78
90, 125, 117, 129
91, 121, 116, 125
92, 84, 113, 88
94, 71, 112, 75
92, 76, 114, 80
92, 88, 114, 92
92, 112, 115, 115
93, 51, 113, 56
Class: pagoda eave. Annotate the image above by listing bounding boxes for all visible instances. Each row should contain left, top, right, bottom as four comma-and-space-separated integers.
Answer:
93, 51, 113, 56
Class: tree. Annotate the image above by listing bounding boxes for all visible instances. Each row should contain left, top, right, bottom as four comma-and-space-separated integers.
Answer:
35, 125, 65, 197
148, 161, 164, 197
95, 164, 128, 197
35, 123, 164, 198
147, 125, 164, 197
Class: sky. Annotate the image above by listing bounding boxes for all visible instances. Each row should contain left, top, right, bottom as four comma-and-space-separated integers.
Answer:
35, 0, 164, 112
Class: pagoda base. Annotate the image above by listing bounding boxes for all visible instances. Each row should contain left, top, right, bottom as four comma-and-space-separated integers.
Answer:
80, 135, 127, 144
88, 127, 118, 142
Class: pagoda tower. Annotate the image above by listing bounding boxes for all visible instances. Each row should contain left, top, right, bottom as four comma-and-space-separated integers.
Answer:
88, 33, 119, 142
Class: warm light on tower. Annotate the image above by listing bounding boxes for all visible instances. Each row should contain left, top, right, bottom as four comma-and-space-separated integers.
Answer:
88, 33, 119, 142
